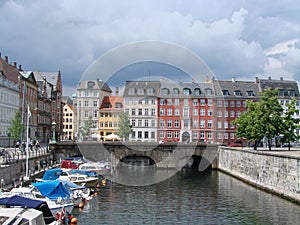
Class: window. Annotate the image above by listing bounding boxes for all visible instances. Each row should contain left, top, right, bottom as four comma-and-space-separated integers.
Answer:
138, 108, 142, 115
174, 99, 180, 106
200, 131, 205, 139
230, 111, 235, 117
200, 99, 206, 106
138, 99, 143, 104
224, 133, 228, 139
145, 108, 149, 116
167, 108, 172, 116
208, 99, 213, 106
193, 131, 198, 139
162, 88, 170, 95
224, 101, 228, 107
184, 99, 189, 106
173, 88, 180, 95
167, 132, 172, 138
247, 91, 254, 97
205, 88, 213, 95
137, 88, 144, 95
160, 99, 165, 105
151, 132, 155, 139
242, 101, 247, 108
236, 101, 241, 107
131, 119, 136, 127
230, 133, 235, 139
235, 90, 242, 96
160, 131, 164, 138
144, 98, 148, 104
138, 120, 142, 127
193, 120, 198, 128
217, 121, 222, 129
183, 88, 190, 95
93, 101, 97, 107
208, 109, 212, 116
160, 120, 165, 127
151, 108, 156, 116
183, 119, 189, 128
200, 109, 205, 116
224, 121, 228, 129
167, 99, 172, 105
84, 111, 89, 118
200, 120, 205, 128
289, 90, 295, 97
138, 131, 142, 139
217, 100, 222, 107
191, 108, 197, 116
193, 99, 198, 106
207, 131, 212, 139
167, 120, 172, 128
129, 88, 135, 95
160, 109, 165, 116
174, 120, 180, 128
222, 90, 229, 96
144, 131, 149, 139
131, 131, 135, 138
174, 131, 179, 138
278, 89, 284, 97
224, 111, 228, 117
183, 108, 189, 117
217, 111, 222, 117
151, 120, 155, 127
147, 88, 154, 95
94, 110, 97, 118
132, 109, 136, 115
230, 101, 235, 107
194, 88, 201, 95
84, 101, 88, 107
174, 108, 180, 116
144, 120, 149, 127
207, 120, 213, 128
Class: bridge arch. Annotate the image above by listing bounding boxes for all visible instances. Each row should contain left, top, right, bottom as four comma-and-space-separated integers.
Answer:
120, 155, 156, 166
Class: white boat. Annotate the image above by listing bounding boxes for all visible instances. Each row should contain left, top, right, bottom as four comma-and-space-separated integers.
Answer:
0, 195, 57, 224
78, 161, 111, 176
0, 207, 50, 225
59, 170, 99, 188
2, 185, 74, 217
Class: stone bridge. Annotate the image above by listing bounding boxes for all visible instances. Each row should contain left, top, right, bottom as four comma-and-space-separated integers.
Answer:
51, 142, 219, 169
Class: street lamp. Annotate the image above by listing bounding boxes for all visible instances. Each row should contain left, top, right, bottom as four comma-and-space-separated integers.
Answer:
51, 121, 57, 143
7, 132, 11, 148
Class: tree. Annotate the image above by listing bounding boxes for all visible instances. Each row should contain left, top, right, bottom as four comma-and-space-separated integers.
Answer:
281, 99, 300, 150
233, 88, 284, 150
7, 111, 24, 148
81, 115, 93, 140
118, 112, 132, 141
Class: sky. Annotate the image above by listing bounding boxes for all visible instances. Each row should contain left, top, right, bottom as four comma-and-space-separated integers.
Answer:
0, 0, 299, 97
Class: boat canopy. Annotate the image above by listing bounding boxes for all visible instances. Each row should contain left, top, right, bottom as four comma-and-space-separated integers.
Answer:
32, 181, 72, 200
69, 169, 97, 177
0, 195, 55, 224
41, 168, 63, 180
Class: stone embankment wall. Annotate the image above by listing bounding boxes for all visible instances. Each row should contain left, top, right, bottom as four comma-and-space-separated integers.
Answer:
218, 147, 300, 203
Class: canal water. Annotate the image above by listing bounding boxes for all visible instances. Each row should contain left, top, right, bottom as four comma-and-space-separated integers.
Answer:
72, 169, 300, 225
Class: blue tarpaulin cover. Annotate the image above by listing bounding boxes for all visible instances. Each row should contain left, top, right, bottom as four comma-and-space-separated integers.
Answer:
32, 181, 71, 200
41, 168, 62, 180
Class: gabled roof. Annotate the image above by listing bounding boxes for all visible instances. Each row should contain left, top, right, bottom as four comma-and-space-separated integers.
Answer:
0, 56, 21, 84
214, 80, 260, 99
20, 71, 37, 84
77, 79, 112, 92
258, 77, 300, 98
100, 96, 123, 110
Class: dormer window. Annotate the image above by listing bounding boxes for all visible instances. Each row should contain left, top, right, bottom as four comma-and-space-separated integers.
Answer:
115, 102, 123, 108
205, 88, 213, 95
278, 89, 285, 97
162, 88, 170, 95
147, 88, 154, 95
137, 88, 144, 95
183, 88, 191, 95
194, 88, 201, 95
235, 90, 242, 96
173, 88, 180, 95
247, 91, 255, 97
288, 90, 295, 97
129, 88, 135, 95
222, 90, 229, 96
87, 81, 95, 89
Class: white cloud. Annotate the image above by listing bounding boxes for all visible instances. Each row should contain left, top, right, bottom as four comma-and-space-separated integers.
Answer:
0, 0, 299, 96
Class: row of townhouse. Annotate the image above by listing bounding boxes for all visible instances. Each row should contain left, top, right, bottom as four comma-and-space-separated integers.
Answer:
0, 53, 63, 146
92, 76, 300, 144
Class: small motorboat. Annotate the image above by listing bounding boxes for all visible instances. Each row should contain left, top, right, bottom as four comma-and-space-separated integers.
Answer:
78, 161, 111, 176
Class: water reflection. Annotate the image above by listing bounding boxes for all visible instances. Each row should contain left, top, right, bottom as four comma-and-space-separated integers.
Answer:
73, 170, 300, 225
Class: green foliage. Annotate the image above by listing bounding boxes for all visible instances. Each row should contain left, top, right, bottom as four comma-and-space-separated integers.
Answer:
81, 115, 93, 139
118, 112, 132, 141
7, 111, 24, 146
281, 99, 300, 150
233, 88, 285, 150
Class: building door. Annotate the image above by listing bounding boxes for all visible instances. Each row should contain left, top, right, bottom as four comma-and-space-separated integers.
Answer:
182, 132, 190, 142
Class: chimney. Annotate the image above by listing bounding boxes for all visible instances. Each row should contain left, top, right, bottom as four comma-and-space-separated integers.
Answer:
115, 86, 119, 96
13, 62, 17, 68
280, 77, 283, 80
19, 65, 22, 71
255, 76, 259, 84
268, 76, 271, 80
232, 77, 236, 83
5, 56, 8, 63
